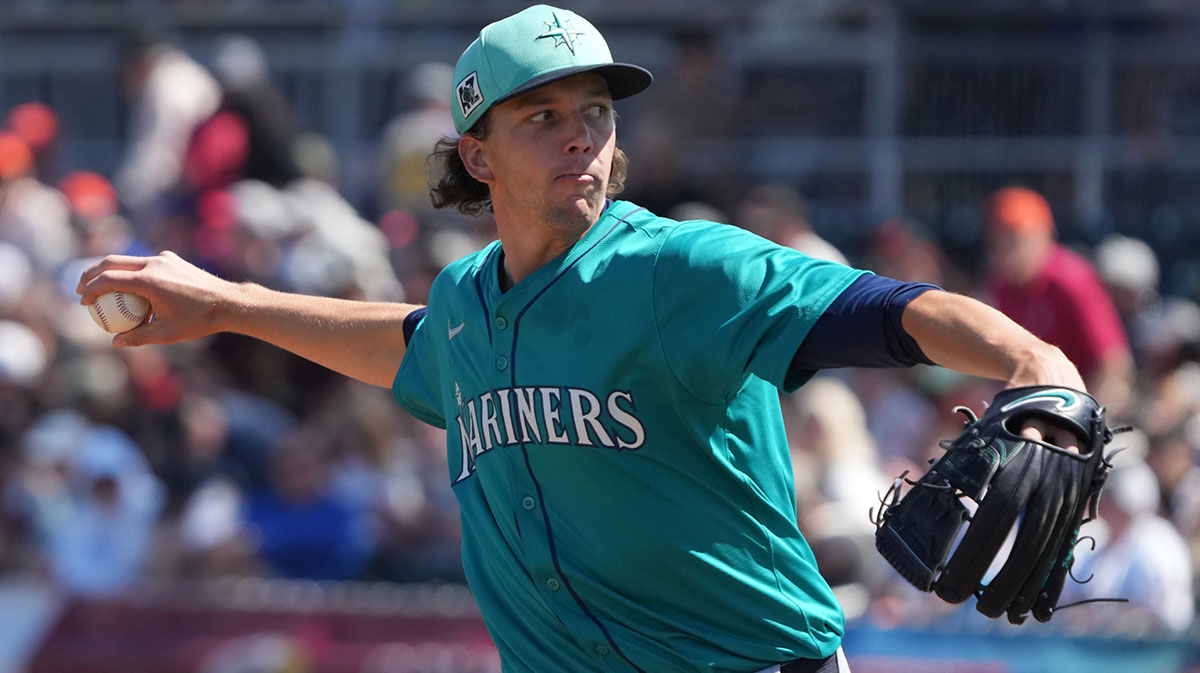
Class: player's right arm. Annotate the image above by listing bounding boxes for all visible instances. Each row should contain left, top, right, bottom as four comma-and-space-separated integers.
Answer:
77, 251, 422, 389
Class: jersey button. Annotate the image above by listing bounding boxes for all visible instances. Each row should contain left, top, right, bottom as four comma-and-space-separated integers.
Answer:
494, 316, 508, 330
496, 355, 509, 370
521, 496, 536, 511
545, 577, 561, 591
594, 645, 610, 657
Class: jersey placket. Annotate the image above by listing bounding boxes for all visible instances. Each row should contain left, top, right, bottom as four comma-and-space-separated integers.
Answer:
491, 250, 645, 673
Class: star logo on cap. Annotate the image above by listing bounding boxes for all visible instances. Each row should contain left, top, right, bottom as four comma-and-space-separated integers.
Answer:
536, 12, 584, 54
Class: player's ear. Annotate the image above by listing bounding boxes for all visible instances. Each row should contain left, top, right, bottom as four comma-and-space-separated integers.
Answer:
458, 136, 494, 184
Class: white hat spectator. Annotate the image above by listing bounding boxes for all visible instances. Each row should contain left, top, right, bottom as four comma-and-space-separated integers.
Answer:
0, 319, 47, 385
1095, 233, 1160, 296
0, 241, 33, 313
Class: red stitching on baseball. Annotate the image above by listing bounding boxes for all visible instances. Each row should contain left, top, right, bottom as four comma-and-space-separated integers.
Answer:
93, 304, 110, 331
115, 293, 140, 322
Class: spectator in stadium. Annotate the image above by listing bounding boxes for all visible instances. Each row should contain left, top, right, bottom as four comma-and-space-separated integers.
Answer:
185, 34, 303, 196
981, 186, 1134, 416
784, 375, 890, 618
4, 102, 60, 182
0, 130, 76, 273
13, 413, 166, 596
1093, 233, 1169, 372
242, 425, 374, 581
58, 170, 153, 261
1145, 419, 1200, 549
620, 29, 738, 216
378, 61, 457, 218
1133, 297, 1200, 439
1059, 457, 1195, 636
737, 183, 849, 265
115, 28, 221, 232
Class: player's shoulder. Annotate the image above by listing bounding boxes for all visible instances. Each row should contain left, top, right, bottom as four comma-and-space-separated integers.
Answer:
608, 199, 745, 242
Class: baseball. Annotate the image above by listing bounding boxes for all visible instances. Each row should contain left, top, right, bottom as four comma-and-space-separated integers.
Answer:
88, 291, 150, 334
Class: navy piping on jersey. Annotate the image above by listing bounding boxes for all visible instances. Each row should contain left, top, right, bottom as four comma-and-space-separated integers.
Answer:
474, 248, 496, 343
507, 206, 649, 673
790, 274, 940, 377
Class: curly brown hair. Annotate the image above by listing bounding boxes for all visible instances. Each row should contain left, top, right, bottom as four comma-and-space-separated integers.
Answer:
428, 114, 629, 216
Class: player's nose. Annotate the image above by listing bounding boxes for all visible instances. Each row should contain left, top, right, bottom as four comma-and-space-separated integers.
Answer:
562, 112, 595, 154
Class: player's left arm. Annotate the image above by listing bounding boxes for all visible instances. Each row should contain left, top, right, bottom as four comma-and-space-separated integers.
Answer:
900, 288, 1086, 392
793, 276, 1084, 392
793, 278, 1086, 450
901, 289, 1088, 452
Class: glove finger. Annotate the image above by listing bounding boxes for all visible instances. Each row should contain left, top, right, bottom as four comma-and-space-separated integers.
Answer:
978, 447, 1072, 621
1032, 528, 1076, 622
934, 446, 1039, 604
1032, 467, 1092, 622
1009, 459, 1084, 623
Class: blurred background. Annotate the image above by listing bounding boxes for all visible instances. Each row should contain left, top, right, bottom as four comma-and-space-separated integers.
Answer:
1, 1, 1199, 672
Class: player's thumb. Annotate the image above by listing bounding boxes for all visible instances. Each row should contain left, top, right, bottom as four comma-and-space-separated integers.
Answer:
111, 318, 160, 348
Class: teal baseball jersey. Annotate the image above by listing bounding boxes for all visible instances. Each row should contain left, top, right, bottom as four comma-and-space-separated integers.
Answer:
393, 200, 866, 673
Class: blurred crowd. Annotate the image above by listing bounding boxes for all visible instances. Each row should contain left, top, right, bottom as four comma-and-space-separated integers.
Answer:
0, 28, 1198, 650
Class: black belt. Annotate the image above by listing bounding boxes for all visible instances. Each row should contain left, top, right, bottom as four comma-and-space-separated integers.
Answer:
779, 650, 839, 673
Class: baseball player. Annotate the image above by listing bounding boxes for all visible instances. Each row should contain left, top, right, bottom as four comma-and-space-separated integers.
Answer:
78, 5, 1087, 672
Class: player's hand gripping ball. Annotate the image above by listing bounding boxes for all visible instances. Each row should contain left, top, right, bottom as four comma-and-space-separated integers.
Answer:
88, 290, 150, 333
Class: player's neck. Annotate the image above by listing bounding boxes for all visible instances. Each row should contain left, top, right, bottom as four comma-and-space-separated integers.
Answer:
494, 209, 598, 289
497, 234, 582, 289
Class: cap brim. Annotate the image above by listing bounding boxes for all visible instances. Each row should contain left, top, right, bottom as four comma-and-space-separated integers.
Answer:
496, 62, 653, 106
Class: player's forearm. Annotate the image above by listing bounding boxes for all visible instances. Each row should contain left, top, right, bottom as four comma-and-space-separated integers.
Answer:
222, 282, 419, 388
78, 251, 418, 389
901, 289, 1086, 390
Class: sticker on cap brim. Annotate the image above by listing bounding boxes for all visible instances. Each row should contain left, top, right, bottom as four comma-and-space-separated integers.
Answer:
457, 71, 484, 120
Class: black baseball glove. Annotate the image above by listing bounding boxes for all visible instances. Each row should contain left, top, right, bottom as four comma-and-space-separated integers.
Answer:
873, 385, 1125, 624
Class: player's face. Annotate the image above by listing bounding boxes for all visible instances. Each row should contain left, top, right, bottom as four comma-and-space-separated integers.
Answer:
470, 74, 617, 236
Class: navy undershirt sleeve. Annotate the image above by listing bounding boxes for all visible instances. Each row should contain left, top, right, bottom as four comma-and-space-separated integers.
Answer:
790, 274, 940, 376
402, 306, 428, 345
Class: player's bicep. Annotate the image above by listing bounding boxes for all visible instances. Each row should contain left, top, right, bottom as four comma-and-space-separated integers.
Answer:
789, 275, 939, 384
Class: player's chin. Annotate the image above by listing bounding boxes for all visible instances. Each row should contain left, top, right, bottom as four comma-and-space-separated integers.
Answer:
556, 187, 605, 216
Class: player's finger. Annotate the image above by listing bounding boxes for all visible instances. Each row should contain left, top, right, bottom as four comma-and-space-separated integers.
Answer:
77, 268, 153, 305
1020, 420, 1080, 454
75, 254, 153, 295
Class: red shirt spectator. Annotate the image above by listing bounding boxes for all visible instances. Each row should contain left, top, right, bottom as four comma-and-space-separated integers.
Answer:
983, 186, 1134, 415
990, 243, 1128, 379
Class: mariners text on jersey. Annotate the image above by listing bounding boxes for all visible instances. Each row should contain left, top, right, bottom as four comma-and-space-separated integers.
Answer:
452, 382, 646, 482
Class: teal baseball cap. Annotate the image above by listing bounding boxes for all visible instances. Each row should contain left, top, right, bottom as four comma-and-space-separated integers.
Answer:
451, 4, 653, 134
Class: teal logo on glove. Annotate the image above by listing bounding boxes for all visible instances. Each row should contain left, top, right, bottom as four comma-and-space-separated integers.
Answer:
999, 389, 1079, 414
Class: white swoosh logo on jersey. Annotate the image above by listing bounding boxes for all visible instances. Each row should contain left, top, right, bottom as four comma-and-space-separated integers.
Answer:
448, 319, 466, 341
